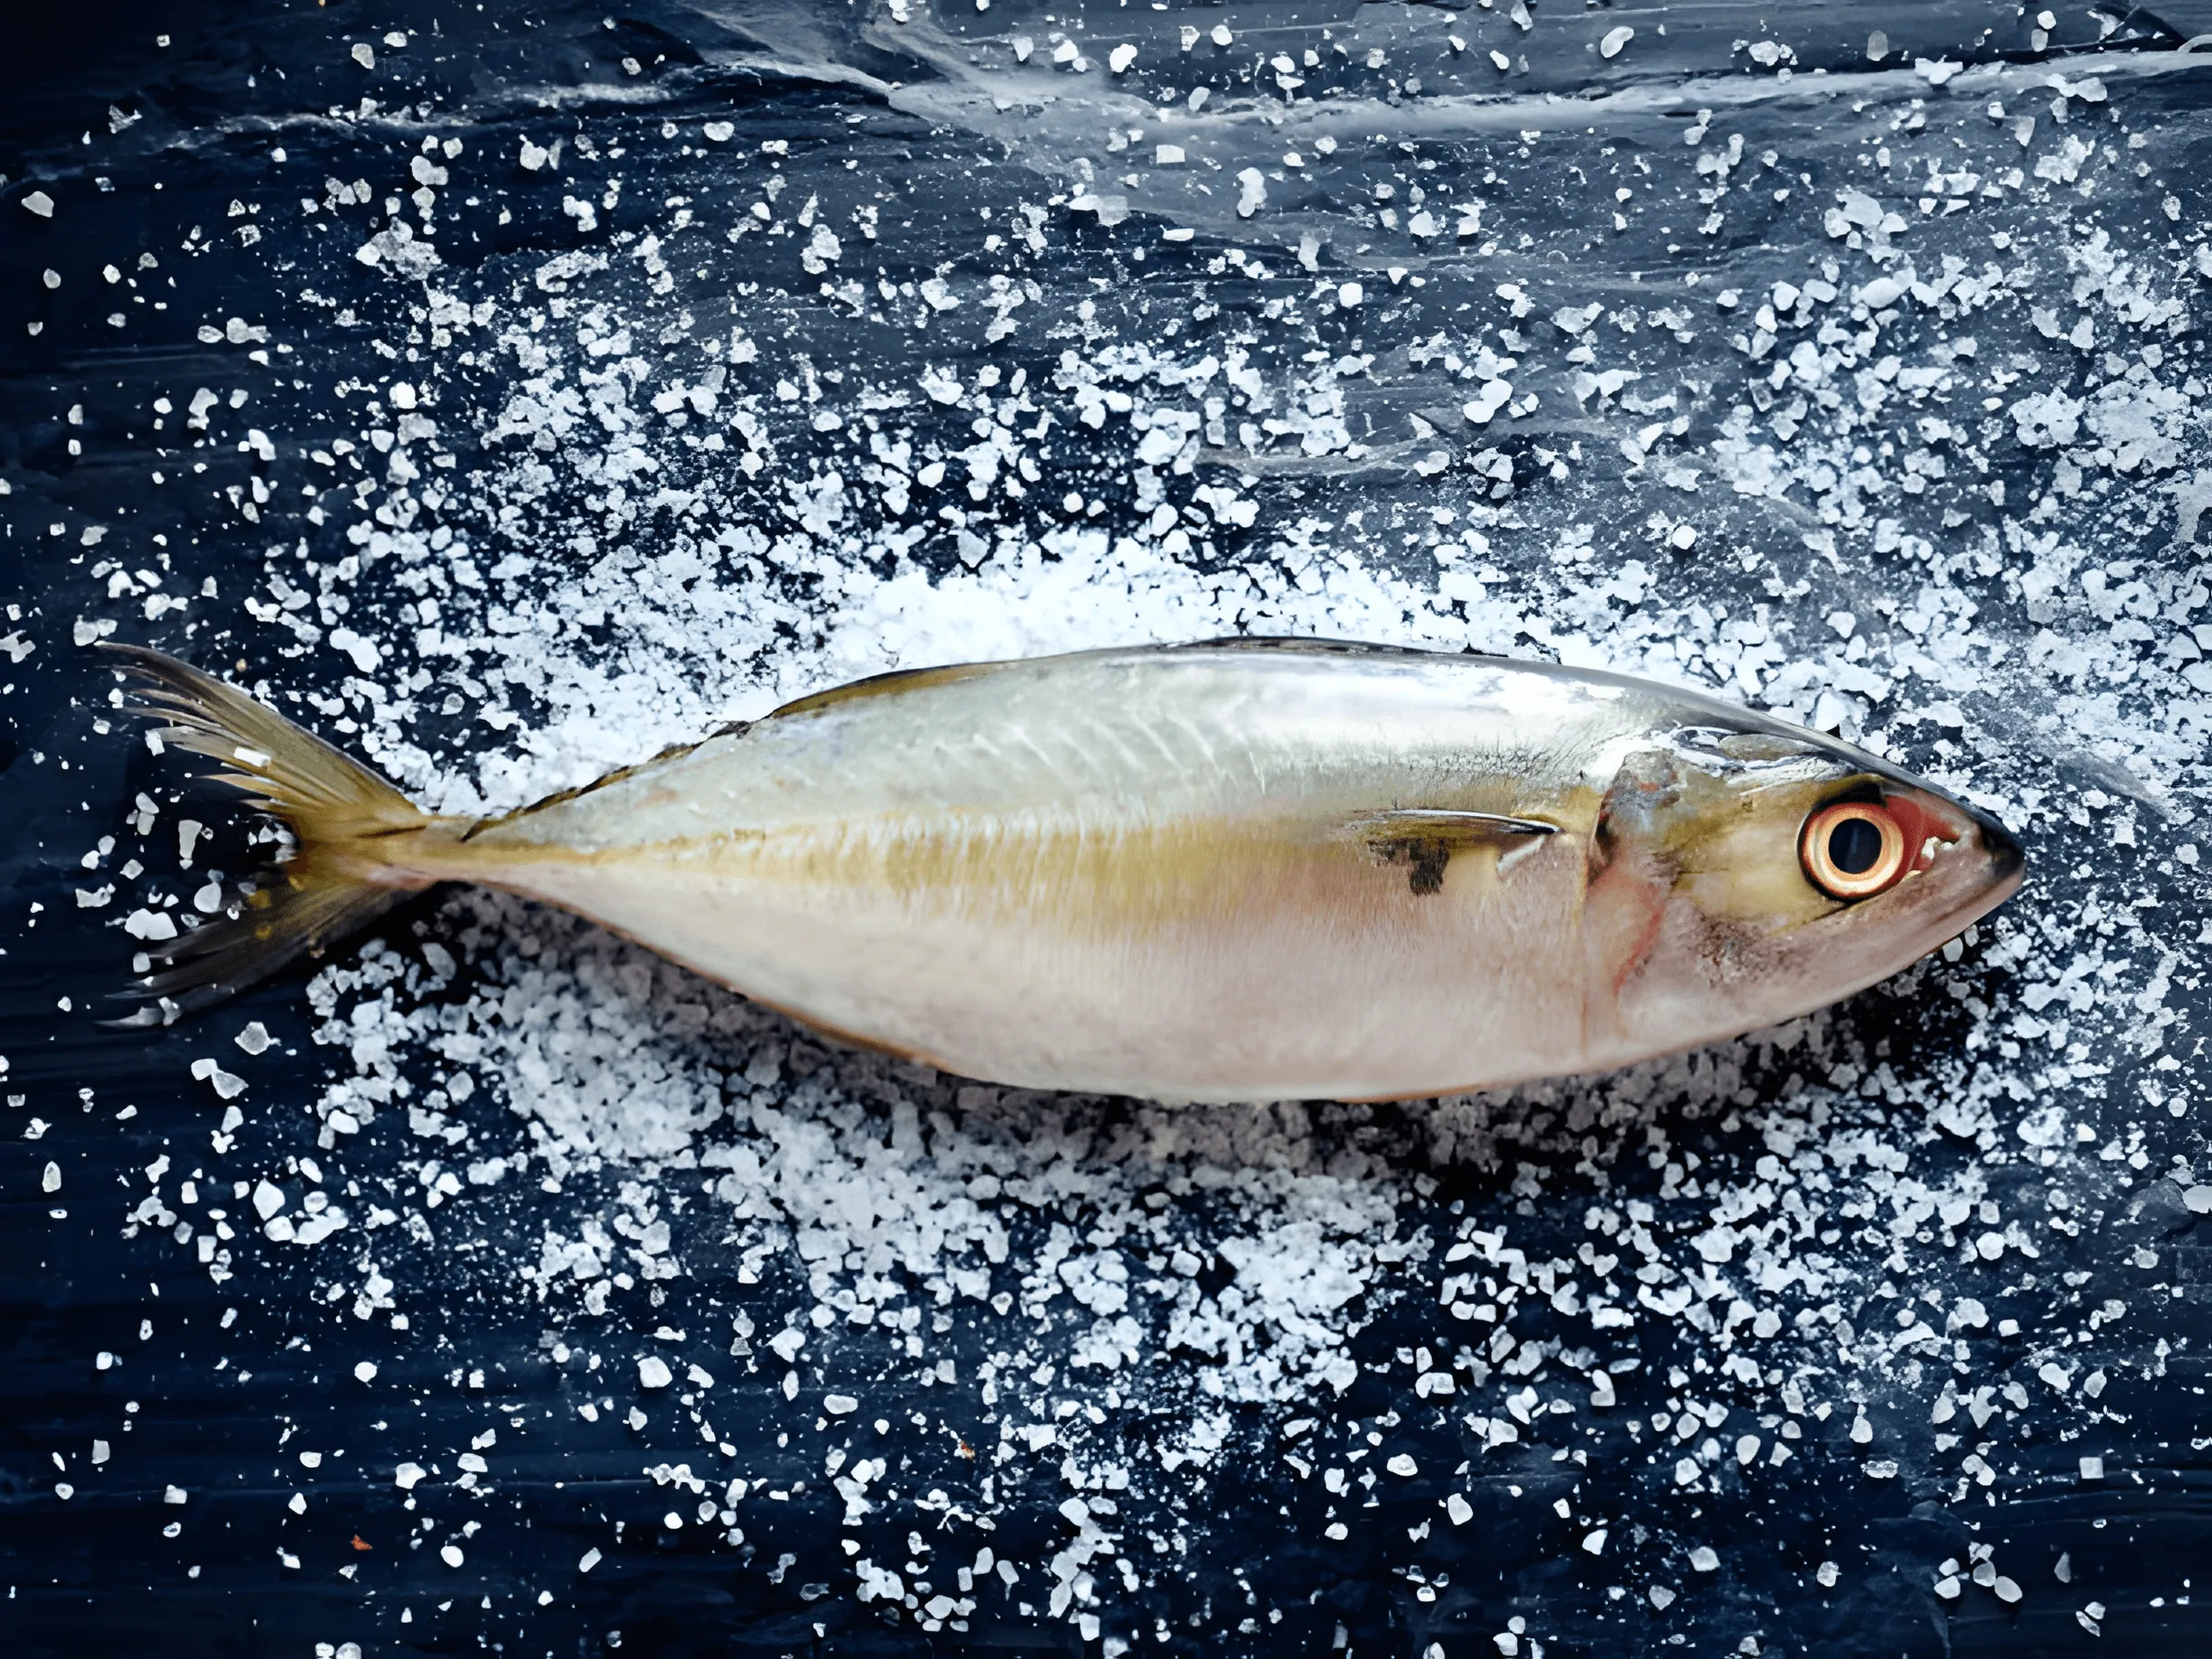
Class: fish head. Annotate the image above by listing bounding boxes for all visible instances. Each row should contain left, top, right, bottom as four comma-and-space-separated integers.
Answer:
1581, 713, 2023, 1063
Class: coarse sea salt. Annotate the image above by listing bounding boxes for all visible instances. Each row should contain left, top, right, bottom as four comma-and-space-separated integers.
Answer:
57, 40, 2212, 1650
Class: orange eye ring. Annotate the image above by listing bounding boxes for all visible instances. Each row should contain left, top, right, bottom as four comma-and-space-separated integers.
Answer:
1801, 801, 1908, 900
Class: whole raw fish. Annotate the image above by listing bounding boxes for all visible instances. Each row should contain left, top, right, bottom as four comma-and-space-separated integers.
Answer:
106, 639, 2021, 1103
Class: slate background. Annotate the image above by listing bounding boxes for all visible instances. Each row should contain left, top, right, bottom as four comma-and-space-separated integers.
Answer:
3, 2, 2211, 1656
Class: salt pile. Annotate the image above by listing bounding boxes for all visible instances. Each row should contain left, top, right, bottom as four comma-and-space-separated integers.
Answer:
33, 15, 2210, 1652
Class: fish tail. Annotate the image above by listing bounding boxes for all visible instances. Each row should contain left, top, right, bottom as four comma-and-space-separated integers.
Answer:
100, 643, 452, 1022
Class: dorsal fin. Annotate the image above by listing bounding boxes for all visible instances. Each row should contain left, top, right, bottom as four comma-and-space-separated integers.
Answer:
1176, 636, 1513, 663
766, 660, 1017, 719
764, 638, 1500, 726
1178, 635, 1442, 659
1345, 809, 1558, 896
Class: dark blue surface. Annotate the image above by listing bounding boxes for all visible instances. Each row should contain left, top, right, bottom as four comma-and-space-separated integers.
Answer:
4, 4, 2211, 1655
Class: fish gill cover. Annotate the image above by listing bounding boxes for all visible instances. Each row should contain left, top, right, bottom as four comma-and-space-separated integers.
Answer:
0, 1, 2208, 1654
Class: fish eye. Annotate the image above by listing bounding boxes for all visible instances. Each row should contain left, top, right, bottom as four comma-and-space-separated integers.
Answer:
1800, 801, 1907, 900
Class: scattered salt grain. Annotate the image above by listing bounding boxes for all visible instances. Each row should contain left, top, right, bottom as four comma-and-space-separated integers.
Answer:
124, 908, 178, 942
54, 39, 2212, 1654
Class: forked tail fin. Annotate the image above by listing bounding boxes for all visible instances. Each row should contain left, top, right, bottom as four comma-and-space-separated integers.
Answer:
100, 643, 437, 1022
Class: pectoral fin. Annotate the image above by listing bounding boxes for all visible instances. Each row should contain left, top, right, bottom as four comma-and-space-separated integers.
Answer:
1347, 810, 1559, 896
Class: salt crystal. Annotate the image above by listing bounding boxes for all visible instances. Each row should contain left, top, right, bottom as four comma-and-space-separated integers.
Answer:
91, 76, 2212, 1645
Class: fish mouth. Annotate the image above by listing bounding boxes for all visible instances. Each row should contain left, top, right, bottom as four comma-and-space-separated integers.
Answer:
1924, 796, 2024, 924
1838, 735, 2023, 904
1973, 810, 2026, 891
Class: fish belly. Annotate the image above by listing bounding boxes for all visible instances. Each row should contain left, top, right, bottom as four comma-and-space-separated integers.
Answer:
498, 820, 1591, 1103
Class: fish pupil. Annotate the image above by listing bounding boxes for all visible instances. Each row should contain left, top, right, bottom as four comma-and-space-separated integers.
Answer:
1827, 817, 1884, 876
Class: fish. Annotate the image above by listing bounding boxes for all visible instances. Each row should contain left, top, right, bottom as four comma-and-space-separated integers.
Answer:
101, 638, 2023, 1104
